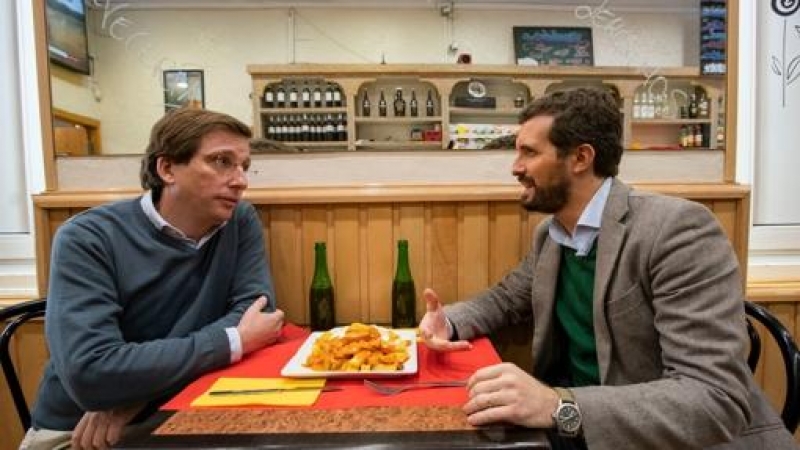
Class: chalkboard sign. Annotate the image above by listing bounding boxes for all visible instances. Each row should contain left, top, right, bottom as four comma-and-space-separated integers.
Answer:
513, 26, 593, 66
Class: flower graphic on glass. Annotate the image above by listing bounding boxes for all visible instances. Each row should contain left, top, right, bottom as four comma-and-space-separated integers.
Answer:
770, 0, 800, 106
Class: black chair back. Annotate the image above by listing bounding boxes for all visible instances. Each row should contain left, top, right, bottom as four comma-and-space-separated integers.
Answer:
745, 300, 800, 433
0, 299, 46, 431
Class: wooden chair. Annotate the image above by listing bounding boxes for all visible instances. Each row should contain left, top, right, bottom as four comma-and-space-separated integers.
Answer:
0, 298, 46, 431
745, 300, 800, 433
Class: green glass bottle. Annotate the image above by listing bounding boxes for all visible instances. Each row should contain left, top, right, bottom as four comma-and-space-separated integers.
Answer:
391, 239, 416, 328
309, 242, 335, 331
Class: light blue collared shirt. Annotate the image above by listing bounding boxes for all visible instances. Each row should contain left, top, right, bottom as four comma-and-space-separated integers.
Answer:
139, 192, 243, 363
547, 177, 612, 256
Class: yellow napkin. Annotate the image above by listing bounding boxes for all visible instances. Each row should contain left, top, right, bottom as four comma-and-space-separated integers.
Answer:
191, 377, 326, 407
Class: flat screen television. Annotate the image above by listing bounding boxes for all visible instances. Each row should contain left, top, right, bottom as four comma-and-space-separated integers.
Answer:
46, 0, 90, 75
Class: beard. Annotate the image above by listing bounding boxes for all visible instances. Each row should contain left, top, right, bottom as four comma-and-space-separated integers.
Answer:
519, 171, 571, 213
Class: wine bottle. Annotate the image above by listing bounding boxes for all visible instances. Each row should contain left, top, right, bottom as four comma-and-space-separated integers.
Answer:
288, 82, 299, 108
336, 113, 347, 141
300, 114, 310, 142
276, 83, 286, 108
361, 90, 371, 117
393, 88, 406, 117
313, 83, 323, 108
324, 83, 334, 107
263, 85, 274, 108
391, 239, 416, 329
301, 81, 311, 108
409, 90, 418, 117
688, 94, 698, 119
332, 84, 342, 107
425, 90, 435, 116
309, 242, 335, 331
378, 90, 388, 117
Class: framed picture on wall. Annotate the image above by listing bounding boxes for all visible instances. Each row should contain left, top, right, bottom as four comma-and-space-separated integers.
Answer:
163, 70, 205, 113
513, 26, 593, 66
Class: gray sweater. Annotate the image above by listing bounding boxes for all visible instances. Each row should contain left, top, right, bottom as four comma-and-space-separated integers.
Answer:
32, 198, 275, 430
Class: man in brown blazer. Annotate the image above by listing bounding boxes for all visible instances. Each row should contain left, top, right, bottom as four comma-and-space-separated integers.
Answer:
420, 87, 797, 449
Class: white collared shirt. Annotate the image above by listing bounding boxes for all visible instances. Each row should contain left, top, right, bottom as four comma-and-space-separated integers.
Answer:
547, 177, 612, 256
140, 192, 224, 249
139, 192, 243, 363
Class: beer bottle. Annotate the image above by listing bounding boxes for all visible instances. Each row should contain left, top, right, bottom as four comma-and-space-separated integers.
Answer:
391, 239, 416, 329
361, 90, 371, 117
309, 242, 335, 331
409, 90, 418, 117
425, 90, 435, 116
378, 90, 388, 117
393, 88, 406, 117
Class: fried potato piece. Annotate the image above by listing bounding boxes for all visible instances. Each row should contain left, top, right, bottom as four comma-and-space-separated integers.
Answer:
303, 323, 410, 372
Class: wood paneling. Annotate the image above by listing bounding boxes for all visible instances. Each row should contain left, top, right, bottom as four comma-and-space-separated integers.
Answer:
12, 182, 775, 449
32, 183, 753, 301
0, 320, 47, 450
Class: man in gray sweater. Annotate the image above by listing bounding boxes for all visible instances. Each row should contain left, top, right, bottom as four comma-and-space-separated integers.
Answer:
21, 108, 285, 450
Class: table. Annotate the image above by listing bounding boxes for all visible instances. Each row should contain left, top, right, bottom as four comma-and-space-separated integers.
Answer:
115, 324, 549, 449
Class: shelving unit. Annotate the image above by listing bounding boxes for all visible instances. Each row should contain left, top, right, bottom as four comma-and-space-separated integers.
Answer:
248, 64, 725, 155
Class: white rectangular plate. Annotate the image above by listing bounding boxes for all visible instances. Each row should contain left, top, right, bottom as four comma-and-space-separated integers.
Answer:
281, 326, 418, 378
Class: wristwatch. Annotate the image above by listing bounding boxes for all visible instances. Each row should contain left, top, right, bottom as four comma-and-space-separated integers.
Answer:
552, 387, 582, 437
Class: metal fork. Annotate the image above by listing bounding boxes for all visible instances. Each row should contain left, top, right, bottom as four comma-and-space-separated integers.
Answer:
363, 379, 467, 395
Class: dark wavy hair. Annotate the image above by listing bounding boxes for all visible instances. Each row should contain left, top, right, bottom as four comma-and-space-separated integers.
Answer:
518, 87, 623, 177
139, 108, 252, 199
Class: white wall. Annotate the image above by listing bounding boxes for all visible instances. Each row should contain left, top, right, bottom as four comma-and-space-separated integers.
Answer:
11, 1, 800, 295
50, 5, 696, 154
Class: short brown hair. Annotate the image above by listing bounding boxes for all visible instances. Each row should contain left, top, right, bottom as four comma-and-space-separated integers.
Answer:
519, 87, 623, 177
139, 108, 252, 198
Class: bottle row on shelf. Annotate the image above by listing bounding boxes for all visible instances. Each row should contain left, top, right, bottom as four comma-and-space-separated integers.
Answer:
680, 124, 709, 148
264, 113, 348, 143
632, 90, 710, 120
361, 88, 437, 118
262, 80, 345, 109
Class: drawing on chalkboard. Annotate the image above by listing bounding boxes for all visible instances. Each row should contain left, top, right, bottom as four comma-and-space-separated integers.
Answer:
513, 27, 593, 66
770, 0, 800, 107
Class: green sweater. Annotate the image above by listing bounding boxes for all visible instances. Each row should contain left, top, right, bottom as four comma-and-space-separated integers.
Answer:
555, 244, 600, 387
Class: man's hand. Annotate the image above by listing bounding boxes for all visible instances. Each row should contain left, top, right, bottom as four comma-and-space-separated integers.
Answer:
463, 362, 559, 428
71, 404, 143, 450
418, 288, 472, 352
237, 296, 284, 354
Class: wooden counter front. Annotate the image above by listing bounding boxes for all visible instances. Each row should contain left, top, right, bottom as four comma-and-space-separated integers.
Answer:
33, 183, 750, 313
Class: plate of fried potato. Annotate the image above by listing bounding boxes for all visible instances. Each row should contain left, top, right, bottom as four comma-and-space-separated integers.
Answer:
281, 323, 418, 378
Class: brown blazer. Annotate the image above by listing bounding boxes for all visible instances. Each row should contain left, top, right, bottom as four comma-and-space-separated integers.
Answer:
446, 179, 797, 450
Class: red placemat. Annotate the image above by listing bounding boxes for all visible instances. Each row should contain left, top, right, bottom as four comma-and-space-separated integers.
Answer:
162, 323, 501, 410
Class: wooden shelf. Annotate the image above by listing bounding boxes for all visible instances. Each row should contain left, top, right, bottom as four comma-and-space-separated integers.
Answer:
354, 141, 441, 150
355, 117, 442, 124
631, 118, 713, 125
449, 107, 522, 117
260, 107, 347, 114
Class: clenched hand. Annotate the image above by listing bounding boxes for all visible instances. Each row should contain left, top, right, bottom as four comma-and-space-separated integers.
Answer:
237, 296, 284, 354
71, 404, 143, 450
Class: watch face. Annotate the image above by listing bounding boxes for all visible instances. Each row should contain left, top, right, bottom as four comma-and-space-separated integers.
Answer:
556, 404, 582, 433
